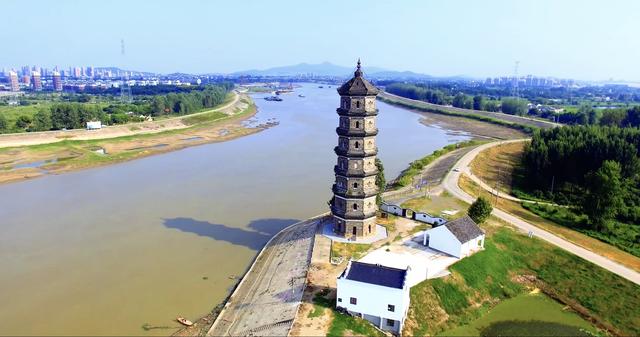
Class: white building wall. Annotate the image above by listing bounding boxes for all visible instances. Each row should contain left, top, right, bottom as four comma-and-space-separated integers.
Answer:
336, 278, 409, 324
426, 225, 462, 258
460, 234, 485, 257
414, 212, 446, 226
381, 203, 403, 216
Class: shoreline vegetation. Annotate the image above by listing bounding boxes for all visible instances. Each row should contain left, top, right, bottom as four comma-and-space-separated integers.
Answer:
378, 92, 541, 133
389, 140, 486, 188
0, 94, 270, 185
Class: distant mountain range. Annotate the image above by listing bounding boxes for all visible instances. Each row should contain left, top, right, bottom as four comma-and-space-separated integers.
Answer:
230, 62, 436, 80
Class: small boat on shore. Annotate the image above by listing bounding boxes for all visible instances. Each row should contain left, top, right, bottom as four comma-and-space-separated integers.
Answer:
177, 316, 194, 326
264, 96, 283, 101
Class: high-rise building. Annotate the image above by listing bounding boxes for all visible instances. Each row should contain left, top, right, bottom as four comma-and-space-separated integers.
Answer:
9, 71, 19, 91
22, 75, 31, 85
331, 60, 380, 239
31, 71, 42, 91
52, 71, 62, 91
73, 67, 82, 78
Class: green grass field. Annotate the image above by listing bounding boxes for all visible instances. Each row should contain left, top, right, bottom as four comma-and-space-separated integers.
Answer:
440, 293, 596, 336
0, 102, 51, 125
523, 202, 640, 257
406, 227, 640, 336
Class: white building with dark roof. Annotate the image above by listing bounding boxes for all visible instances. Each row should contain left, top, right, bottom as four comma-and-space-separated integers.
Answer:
336, 261, 410, 333
424, 215, 485, 258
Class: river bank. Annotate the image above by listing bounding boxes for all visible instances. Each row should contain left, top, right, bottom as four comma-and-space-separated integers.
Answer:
0, 93, 273, 185
0, 83, 476, 336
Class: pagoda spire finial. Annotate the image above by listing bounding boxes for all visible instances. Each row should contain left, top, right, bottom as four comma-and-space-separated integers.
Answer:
354, 58, 362, 77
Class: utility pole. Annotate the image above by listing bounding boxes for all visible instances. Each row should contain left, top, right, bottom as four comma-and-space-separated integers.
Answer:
513, 61, 520, 100
550, 175, 555, 196
120, 38, 132, 103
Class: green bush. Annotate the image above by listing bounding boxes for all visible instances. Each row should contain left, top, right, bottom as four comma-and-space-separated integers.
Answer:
468, 196, 493, 224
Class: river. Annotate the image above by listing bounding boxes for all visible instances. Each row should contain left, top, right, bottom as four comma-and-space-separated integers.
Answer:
0, 83, 469, 335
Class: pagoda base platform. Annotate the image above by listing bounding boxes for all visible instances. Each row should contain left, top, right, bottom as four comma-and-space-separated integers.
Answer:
322, 221, 387, 244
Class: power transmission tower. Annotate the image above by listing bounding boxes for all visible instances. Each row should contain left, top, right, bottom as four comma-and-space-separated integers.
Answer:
120, 39, 132, 103
512, 61, 520, 100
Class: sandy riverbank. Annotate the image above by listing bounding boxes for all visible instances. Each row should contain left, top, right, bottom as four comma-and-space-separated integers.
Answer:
0, 93, 275, 185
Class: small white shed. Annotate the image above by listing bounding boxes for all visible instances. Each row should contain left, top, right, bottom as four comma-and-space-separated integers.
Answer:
86, 121, 102, 130
424, 216, 485, 258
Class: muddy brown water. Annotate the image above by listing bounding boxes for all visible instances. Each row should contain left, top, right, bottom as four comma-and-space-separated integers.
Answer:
0, 83, 469, 335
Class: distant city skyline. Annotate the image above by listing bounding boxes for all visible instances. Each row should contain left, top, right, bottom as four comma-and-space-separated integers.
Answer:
2, 0, 639, 81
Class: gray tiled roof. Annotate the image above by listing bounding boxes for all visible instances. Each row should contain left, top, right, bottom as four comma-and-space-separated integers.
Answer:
445, 216, 484, 243
344, 261, 407, 289
337, 61, 379, 96
337, 76, 379, 96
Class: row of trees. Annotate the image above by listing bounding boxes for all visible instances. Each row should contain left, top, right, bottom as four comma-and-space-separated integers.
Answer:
0, 84, 234, 133
521, 126, 640, 230
559, 105, 640, 127
149, 84, 233, 116
386, 83, 528, 115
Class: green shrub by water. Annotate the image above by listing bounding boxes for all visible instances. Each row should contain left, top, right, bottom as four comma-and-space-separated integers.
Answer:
393, 140, 484, 188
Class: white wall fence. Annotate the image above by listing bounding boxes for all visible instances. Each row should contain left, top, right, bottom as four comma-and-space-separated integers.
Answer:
380, 202, 446, 226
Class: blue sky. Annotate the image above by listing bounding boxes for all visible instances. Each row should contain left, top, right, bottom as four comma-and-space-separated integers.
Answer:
2, 0, 639, 81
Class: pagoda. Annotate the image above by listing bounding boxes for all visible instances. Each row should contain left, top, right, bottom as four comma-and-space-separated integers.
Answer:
331, 60, 380, 239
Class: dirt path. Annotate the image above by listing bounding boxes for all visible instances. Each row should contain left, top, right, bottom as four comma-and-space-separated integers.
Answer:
0, 91, 240, 148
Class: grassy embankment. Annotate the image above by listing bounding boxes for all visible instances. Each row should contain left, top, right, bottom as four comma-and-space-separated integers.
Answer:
405, 223, 639, 336
0, 99, 257, 174
378, 94, 537, 134
467, 142, 640, 268
391, 140, 485, 188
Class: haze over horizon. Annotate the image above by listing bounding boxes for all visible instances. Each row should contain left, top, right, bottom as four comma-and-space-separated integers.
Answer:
2, 0, 640, 81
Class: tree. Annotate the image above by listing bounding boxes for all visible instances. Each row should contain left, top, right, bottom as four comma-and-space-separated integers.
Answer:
15, 115, 33, 129
501, 98, 528, 115
375, 158, 386, 205
578, 104, 598, 125
600, 109, 626, 127
484, 100, 500, 112
582, 160, 625, 231
151, 96, 167, 116
623, 106, 640, 127
0, 114, 8, 133
473, 95, 485, 110
32, 109, 52, 131
468, 197, 493, 224
452, 93, 467, 108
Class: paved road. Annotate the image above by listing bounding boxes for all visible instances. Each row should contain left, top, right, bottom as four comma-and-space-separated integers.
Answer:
207, 215, 327, 337
457, 139, 558, 205
443, 141, 640, 285
380, 92, 560, 129
385, 146, 477, 205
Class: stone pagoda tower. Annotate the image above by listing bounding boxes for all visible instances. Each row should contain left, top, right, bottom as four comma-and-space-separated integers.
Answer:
331, 60, 380, 239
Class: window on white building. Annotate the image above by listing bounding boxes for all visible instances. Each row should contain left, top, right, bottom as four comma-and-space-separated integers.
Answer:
350, 297, 357, 305
386, 319, 394, 326
388, 304, 395, 312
